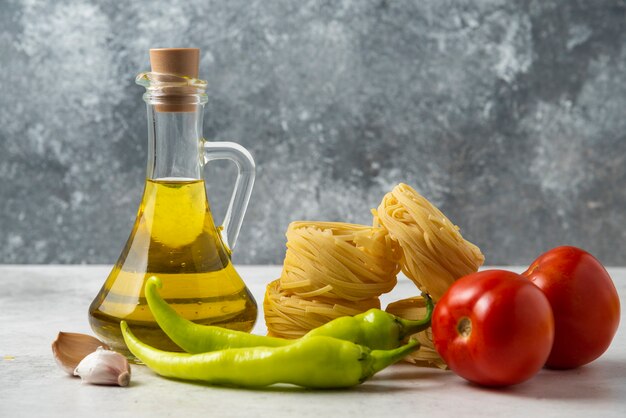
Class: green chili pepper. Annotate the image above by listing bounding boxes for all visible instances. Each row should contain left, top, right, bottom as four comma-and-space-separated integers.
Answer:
121, 321, 419, 388
144, 276, 432, 353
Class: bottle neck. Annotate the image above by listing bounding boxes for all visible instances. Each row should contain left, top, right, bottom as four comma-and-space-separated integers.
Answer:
145, 105, 204, 180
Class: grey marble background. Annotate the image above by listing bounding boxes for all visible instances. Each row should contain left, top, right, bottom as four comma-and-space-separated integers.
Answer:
0, 0, 625, 266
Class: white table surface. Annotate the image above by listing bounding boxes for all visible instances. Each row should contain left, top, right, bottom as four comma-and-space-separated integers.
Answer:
0, 265, 624, 418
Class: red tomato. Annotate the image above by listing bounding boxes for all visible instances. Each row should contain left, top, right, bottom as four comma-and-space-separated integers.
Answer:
523, 246, 620, 369
432, 270, 554, 387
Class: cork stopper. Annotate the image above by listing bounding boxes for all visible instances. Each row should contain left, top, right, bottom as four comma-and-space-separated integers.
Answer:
150, 48, 200, 78
149, 48, 201, 112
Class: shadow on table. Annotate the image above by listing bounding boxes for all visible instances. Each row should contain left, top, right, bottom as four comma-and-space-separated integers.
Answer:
162, 376, 420, 394
363, 357, 625, 400
466, 358, 625, 401
373, 367, 446, 381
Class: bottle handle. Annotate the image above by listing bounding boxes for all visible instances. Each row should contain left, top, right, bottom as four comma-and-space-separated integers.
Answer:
202, 140, 255, 251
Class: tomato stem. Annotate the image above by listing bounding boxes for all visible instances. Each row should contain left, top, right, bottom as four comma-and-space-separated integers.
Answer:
457, 317, 472, 337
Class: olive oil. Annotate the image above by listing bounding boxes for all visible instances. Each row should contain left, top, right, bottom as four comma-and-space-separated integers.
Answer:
89, 179, 257, 357
90, 49, 257, 360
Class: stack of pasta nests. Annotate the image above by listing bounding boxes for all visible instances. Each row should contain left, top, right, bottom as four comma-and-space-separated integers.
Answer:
264, 183, 485, 368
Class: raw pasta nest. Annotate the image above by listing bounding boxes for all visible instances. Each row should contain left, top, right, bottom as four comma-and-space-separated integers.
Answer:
279, 221, 401, 301
263, 279, 380, 339
373, 183, 484, 301
385, 296, 447, 369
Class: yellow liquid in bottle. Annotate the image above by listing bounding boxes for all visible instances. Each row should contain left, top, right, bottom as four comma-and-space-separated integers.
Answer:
89, 178, 257, 358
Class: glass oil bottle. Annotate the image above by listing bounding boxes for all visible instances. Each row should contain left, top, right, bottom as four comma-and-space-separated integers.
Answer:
88, 48, 257, 358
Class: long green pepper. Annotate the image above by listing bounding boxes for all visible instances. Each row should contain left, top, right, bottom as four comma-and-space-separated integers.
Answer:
121, 321, 419, 388
144, 276, 432, 353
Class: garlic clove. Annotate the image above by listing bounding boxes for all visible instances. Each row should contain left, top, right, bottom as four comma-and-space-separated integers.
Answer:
74, 347, 131, 387
52, 332, 110, 375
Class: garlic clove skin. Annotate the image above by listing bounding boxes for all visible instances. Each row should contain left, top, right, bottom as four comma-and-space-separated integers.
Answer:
74, 347, 131, 387
52, 332, 110, 375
